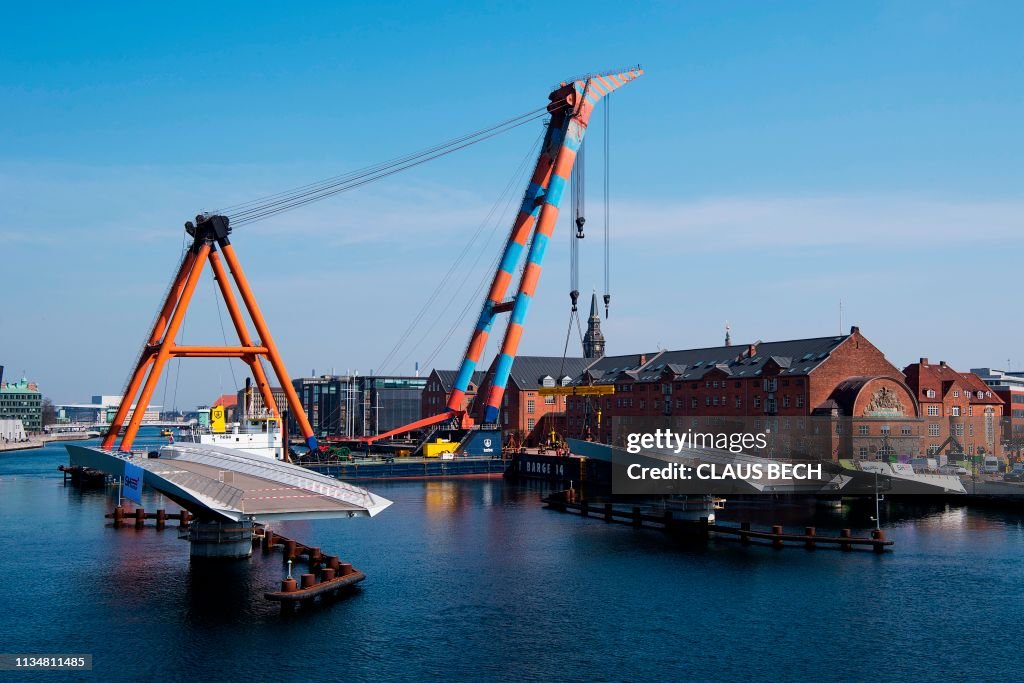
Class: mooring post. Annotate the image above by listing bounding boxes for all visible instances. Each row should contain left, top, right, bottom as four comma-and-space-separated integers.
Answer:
284, 539, 297, 561
840, 528, 852, 552
771, 524, 784, 548
113, 505, 124, 529
805, 526, 816, 550
156, 509, 166, 530
135, 507, 146, 529
871, 528, 886, 553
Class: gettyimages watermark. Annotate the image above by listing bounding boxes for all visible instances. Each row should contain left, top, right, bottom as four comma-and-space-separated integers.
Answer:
615, 428, 832, 495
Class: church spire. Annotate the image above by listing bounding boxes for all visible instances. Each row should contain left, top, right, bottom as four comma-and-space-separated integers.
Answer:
725, 321, 732, 347
583, 291, 605, 359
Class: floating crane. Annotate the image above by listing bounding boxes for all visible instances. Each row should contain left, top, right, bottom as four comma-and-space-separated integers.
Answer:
362, 66, 643, 443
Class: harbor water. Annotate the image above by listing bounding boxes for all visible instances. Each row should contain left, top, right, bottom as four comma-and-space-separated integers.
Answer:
1, 432, 1023, 682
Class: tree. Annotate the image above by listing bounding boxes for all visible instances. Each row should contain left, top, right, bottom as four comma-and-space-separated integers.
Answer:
41, 397, 56, 426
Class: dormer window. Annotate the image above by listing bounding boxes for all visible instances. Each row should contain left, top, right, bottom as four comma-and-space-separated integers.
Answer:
541, 375, 555, 388
926, 389, 936, 398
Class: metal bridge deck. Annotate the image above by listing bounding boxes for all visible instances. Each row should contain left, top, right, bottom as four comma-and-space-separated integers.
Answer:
65, 443, 392, 521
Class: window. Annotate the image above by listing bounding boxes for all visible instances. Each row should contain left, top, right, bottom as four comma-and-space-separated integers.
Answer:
927, 406, 940, 417
705, 396, 711, 406
544, 396, 555, 405
881, 425, 890, 435
928, 424, 940, 437
527, 418, 535, 430
763, 379, 777, 392
735, 397, 742, 408
859, 426, 869, 436
952, 390, 960, 398
754, 397, 761, 408
796, 396, 804, 408
926, 389, 936, 398
951, 406, 960, 417
690, 398, 696, 409
859, 447, 869, 458
927, 445, 940, 456
783, 395, 791, 408
640, 399, 646, 410
527, 400, 535, 414
901, 426, 912, 436
713, 396, 719, 406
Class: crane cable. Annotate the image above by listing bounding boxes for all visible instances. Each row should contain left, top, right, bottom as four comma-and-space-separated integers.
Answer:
377, 131, 544, 375
221, 104, 566, 227
603, 93, 611, 319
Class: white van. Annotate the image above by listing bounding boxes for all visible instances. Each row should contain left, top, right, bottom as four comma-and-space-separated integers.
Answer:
981, 456, 1001, 474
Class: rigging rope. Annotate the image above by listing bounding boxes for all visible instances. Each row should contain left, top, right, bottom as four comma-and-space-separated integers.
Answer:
223, 104, 565, 227
211, 268, 239, 395
603, 93, 611, 318
377, 131, 544, 375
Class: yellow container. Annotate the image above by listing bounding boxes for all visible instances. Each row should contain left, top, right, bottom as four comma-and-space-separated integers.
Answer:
423, 439, 456, 458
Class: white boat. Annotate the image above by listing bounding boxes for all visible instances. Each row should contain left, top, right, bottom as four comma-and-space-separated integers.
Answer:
177, 416, 286, 460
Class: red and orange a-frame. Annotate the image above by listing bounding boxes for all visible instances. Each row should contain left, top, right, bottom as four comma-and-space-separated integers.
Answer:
101, 214, 317, 456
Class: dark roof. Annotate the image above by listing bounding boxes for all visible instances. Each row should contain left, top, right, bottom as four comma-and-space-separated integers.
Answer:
506, 356, 591, 390
432, 369, 487, 392
575, 335, 852, 385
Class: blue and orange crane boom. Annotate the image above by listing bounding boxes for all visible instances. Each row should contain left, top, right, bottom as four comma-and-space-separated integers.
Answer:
363, 67, 643, 443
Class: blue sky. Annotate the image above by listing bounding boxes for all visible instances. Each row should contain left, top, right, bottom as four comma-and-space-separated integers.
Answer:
2, 1, 1022, 408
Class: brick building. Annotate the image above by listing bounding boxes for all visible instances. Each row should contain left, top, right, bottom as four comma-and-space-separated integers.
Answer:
972, 368, 1024, 459
903, 360, 1005, 459
566, 327, 923, 461
422, 369, 487, 417
424, 357, 591, 445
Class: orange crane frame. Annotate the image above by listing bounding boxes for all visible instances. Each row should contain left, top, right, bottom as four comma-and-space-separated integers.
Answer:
101, 214, 318, 456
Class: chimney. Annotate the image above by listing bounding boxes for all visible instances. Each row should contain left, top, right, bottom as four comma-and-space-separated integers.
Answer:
748, 343, 757, 358
849, 325, 860, 335
920, 358, 929, 366
939, 361, 948, 369
638, 354, 647, 366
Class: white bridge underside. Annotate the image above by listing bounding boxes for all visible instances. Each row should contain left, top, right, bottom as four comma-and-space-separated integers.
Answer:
66, 442, 392, 521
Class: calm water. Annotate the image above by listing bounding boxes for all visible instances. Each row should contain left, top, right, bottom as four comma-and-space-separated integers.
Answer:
1, 432, 1023, 682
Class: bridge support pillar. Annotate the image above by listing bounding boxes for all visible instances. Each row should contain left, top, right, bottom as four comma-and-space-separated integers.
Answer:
188, 519, 255, 560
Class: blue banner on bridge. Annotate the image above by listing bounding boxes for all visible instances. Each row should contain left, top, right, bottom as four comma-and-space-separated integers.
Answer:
123, 462, 144, 504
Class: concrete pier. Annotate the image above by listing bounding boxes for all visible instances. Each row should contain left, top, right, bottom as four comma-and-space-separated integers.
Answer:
187, 519, 256, 559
